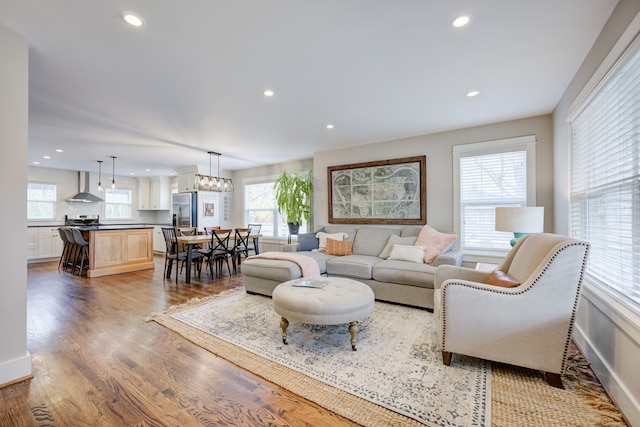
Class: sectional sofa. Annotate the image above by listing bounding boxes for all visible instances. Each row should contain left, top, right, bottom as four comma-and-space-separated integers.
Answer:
242, 225, 462, 310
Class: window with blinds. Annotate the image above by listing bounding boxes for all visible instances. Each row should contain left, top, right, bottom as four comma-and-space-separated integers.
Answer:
453, 135, 537, 255
570, 35, 640, 311
459, 150, 527, 251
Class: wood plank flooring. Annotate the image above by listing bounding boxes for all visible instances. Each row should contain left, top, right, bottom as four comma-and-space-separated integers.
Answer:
1, 256, 358, 426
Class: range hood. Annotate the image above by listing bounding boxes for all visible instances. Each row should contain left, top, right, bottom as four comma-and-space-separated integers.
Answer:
66, 171, 104, 203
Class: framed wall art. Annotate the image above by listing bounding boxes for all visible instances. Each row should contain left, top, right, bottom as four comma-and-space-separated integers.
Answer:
328, 155, 426, 224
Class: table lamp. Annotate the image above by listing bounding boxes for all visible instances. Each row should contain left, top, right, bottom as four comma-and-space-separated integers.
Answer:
495, 206, 544, 246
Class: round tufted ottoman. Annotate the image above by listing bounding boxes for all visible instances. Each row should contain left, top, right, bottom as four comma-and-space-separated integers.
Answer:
272, 277, 375, 351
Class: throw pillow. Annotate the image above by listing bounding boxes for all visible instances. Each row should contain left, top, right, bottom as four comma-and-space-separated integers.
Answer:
414, 225, 457, 265
485, 269, 521, 288
325, 238, 353, 256
378, 235, 418, 259
388, 244, 426, 264
316, 232, 348, 252
297, 233, 319, 251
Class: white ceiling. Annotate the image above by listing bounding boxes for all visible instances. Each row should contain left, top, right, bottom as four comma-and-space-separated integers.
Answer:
1, 0, 618, 176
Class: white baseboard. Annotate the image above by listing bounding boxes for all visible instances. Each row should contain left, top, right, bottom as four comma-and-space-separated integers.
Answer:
574, 323, 640, 426
0, 352, 32, 387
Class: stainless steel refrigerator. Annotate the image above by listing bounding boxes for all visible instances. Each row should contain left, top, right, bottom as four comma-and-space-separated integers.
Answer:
172, 192, 220, 231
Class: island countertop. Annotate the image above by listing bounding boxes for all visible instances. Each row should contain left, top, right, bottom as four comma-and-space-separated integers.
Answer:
76, 224, 154, 231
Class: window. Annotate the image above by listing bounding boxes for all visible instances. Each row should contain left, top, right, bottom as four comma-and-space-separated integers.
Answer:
244, 179, 307, 238
570, 35, 640, 311
104, 188, 132, 219
453, 135, 537, 255
27, 182, 57, 220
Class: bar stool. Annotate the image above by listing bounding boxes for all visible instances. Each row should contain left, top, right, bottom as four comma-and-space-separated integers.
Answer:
62, 228, 78, 272
57, 227, 71, 271
71, 228, 90, 276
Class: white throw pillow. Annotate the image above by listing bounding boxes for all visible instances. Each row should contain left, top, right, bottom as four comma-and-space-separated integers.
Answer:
316, 232, 348, 252
378, 235, 418, 259
388, 244, 426, 263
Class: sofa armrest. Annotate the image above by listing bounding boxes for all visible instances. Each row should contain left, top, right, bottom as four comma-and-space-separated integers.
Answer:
282, 243, 299, 252
433, 250, 463, 267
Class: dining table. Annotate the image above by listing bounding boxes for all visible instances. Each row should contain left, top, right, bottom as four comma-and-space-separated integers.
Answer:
175, 233, 262, 283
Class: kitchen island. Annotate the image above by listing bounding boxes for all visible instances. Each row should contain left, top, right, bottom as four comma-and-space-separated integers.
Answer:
79, 225, 155, 278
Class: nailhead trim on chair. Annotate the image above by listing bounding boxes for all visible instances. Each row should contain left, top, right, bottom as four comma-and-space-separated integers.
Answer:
439, 240, 590, 374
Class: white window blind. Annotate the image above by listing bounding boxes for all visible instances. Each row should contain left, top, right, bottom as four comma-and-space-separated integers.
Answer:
244, 179, 307, 238
459, 150, 527, 251
27, 182, 57, 220
570, 35, 640, 310
104, 188, 132, 219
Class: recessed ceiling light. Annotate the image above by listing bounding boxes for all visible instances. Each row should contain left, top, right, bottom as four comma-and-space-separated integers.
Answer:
32, 161, 40, 165
326, 124, 334, 129
452, 15, 471, 28
145, 169, 151, 172
466, 91, 480, 97
122, 13, 144, 27
130, 172, 136, 175
263, 89, 274, 97
42, 155, 51, 159
55, 149, 63, 153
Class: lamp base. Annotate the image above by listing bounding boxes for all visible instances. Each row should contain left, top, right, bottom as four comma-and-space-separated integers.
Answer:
510, 232, 527, 247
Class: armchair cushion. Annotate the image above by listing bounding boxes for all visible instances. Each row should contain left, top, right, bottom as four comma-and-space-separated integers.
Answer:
485, 269, 520, 288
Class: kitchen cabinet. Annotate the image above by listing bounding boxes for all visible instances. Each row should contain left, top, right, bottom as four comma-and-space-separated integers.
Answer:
149, 177, 170, 210
28, 227, 63, 260
177, 173, 197, 193
153, 226, 167, 253
138, 176, 170, 210
138, 179, 151, 210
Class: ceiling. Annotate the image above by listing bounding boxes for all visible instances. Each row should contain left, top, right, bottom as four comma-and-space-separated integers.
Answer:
1, 1, 618, 177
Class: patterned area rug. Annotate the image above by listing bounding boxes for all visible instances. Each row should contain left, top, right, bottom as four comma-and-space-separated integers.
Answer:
149, 290, 490, 427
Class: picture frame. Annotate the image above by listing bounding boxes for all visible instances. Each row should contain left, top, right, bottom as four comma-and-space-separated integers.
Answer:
203, 203, 215, 217
328, 155, 426, 224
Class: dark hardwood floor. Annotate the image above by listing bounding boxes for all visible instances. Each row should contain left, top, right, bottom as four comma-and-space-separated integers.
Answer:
0, 256, 357, 426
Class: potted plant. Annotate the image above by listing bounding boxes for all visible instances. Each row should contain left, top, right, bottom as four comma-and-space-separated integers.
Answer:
274, 169, 314, 235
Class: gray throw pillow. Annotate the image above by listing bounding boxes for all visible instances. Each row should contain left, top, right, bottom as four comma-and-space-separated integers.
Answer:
297, 231, 321, 251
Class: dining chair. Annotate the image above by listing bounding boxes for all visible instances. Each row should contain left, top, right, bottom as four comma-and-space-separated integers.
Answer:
199, 229, 232, 277
231, 228, 252, 273
162, 227, 202, 283
247, 223, 262, 255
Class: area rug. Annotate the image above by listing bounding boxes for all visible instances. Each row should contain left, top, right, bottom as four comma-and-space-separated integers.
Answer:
148, 290, 490, 427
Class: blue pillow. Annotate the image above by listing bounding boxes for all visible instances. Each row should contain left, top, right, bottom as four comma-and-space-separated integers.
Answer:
297, 233, 319, 251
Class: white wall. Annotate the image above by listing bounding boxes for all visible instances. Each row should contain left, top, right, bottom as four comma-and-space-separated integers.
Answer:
553, 1, 640, 424
313, 114, 554, 238
0, 23, 31, 386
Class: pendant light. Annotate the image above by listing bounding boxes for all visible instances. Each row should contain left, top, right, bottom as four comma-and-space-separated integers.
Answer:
110, 156, 117, 189
97, 160, 103, 192
194, 151, 233, 192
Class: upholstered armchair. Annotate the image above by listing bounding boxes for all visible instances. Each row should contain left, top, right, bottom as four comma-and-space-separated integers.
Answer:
434, 233, 590, 388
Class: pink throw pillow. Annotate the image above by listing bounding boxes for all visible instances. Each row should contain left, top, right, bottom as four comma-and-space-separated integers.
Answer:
414, 225, 456, 264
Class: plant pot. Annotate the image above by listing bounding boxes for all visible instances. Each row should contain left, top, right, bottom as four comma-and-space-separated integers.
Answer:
287, 223, 301, 235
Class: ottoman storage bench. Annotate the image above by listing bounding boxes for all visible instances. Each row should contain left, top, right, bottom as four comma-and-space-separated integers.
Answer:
272, 277, 375, 350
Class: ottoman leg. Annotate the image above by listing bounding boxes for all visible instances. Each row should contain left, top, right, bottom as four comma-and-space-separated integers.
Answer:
349, 321, 358, 351
280, 317, 289, 345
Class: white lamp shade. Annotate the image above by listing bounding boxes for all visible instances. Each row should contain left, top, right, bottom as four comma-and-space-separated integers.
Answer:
495, 207, 544, 233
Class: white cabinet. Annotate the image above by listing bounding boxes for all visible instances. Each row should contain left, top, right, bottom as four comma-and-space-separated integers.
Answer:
138, 176, 171, 210
149, 176, 170, 210
28, 227, 64, 260
178, 173, 197, 193
27, 228, 38, 259
138, 179, 151, 210
153, 226, 167, 253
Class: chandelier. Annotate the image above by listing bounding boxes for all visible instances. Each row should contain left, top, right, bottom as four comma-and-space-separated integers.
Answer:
194, 151, 234, 192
